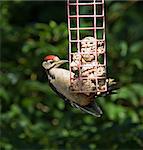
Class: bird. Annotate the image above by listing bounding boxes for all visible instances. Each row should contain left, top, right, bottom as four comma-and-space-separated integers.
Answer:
42, 55, 116, 117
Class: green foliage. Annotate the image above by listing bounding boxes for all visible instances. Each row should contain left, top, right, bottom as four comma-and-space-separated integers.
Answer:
0, 1, 143, 150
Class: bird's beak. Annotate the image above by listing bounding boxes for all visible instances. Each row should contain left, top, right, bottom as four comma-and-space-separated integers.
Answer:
54, 60, 68, 67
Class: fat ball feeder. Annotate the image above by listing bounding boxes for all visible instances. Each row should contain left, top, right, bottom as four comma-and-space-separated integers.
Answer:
67, 0, 107, 95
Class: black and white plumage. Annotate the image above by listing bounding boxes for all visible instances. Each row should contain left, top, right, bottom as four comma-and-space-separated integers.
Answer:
42, 55, 103, 117
42, 55, 117, 117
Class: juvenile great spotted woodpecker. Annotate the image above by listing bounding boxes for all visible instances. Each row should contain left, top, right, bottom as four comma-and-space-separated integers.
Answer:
42, 55, 116, 117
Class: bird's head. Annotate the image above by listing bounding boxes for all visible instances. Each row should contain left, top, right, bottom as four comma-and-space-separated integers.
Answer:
42, 55, 68, 70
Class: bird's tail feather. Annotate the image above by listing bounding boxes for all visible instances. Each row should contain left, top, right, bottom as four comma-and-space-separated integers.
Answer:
71, 101, 102, 117
81, 102, 103, 117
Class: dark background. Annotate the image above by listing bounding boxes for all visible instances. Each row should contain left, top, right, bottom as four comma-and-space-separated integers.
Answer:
0, 1, 143, 149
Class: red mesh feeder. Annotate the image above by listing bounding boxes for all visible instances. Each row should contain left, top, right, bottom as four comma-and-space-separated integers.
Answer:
67, 0, 107, 95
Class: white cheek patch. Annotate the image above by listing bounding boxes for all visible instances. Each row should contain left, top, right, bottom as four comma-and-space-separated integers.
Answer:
42, 61, 50, 70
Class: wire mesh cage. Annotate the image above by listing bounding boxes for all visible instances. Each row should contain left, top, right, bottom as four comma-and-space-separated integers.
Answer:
67, 0, 107, 95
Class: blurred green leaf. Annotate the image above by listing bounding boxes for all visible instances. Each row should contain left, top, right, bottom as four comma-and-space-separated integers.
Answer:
130, 41, 143, 53
120, 41, 128, 57
130, 59, 143, 70
0, 87, 10, 101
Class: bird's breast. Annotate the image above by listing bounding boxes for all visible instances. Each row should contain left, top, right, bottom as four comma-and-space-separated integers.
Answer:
49, 68, 71, 90
48, 68, 94, 106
